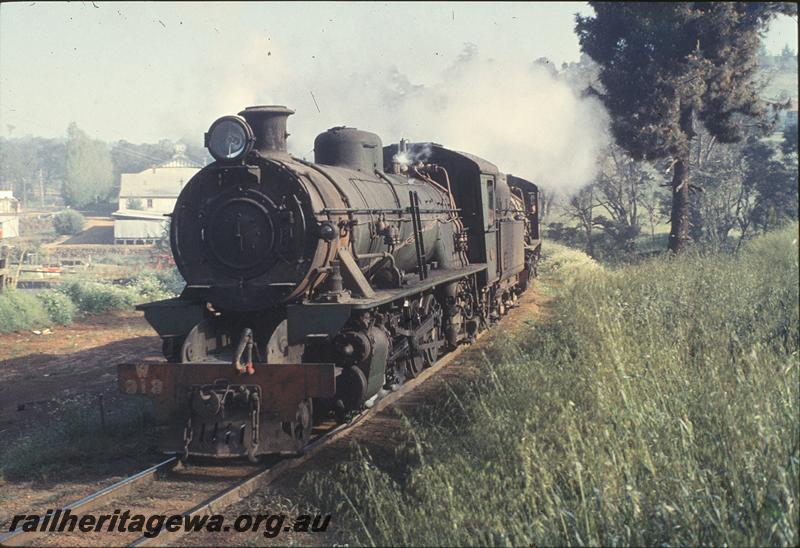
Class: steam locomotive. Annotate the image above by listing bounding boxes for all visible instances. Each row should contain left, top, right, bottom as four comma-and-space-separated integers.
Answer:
118, 106, 541, 460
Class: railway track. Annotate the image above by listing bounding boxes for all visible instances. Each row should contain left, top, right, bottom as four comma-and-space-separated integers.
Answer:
0, 329, 479, 547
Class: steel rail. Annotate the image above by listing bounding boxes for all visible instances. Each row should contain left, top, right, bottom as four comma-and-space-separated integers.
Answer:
0, 414, 369, 547
129, 412, 372, 546
0, 457, 178, 547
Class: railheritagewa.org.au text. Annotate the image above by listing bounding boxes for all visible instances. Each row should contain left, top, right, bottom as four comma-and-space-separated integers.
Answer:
8, 509, 331, 539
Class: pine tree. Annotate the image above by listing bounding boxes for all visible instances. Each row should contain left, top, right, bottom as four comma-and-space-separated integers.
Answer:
576, 2, 796, 252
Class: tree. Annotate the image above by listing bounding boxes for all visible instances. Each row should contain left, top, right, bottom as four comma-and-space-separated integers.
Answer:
0, 136, 66, 208
537, 188, 556, 221
688, 126, 754, 245
64, 123, 114, 208
782, 117, 798, 155
563, 184, 597, 257
576, 2, 796, 252
126, 198, 144, 210
757, 44, 774, 70
592, 144, 664, 252
0, 137, 36, 207
53, 210, 86, 235
744, 126, 799, 232
779, 44, 797, 70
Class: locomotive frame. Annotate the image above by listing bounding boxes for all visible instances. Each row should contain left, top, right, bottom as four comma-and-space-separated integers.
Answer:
118, 106, 541, 461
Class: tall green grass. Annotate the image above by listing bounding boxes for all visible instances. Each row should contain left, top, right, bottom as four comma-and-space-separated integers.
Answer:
306, 225, 799, 546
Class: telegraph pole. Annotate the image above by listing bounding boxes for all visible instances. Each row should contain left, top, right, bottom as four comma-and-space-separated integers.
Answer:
38, 168, 45, 209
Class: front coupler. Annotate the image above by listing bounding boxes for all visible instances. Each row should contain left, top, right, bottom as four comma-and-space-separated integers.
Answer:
118, 362, 335, 459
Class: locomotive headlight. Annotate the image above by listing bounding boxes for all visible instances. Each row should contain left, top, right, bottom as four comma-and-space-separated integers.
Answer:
205, 115, 255, 162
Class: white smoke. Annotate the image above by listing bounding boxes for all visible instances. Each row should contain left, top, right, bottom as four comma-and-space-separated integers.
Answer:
393, 142, 433, 169
176, 39, 609, 194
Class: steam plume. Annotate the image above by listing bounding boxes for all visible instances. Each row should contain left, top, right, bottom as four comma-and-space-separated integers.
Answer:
178, 41, 610, 194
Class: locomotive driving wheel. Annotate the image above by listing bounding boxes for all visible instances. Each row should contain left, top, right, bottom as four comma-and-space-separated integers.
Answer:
404, 355, 425, 379
420, 294, 443, 367
402, 295, 443, 379
403, 299, 425, 379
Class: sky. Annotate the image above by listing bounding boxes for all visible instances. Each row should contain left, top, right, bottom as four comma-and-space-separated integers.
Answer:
0, 1, 797, 185
0, 2, 587, 142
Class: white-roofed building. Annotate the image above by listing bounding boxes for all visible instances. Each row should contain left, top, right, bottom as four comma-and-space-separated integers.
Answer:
113, 144, 202, 244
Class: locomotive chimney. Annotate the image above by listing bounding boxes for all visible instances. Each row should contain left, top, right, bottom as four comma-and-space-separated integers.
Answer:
238, 105, 294, 155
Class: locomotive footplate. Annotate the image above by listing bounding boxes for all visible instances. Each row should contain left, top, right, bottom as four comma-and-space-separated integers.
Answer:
118, 362, 335, 458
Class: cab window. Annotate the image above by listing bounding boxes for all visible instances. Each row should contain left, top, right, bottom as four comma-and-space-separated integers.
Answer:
528, 192, 537, 214
486, 178, 495, 228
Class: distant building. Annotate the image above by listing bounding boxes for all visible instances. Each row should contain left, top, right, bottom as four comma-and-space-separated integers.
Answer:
113, 145, 201, 244
0, 190, 20, 240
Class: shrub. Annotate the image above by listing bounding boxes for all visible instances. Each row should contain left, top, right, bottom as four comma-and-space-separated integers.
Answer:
36, 289, 77, 325
0, 289, 50, 333
58, 280, 138, 315
125, 268, 183, 301
539, 241, 601, 285
52, 210, 86, 235
126, 271, 163, 301
0, 267, 184, 333
154, 267, 185, 296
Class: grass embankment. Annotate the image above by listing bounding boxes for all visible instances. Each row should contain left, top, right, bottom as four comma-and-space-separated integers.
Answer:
307, 226, 799, 546
0, 268, 183, 333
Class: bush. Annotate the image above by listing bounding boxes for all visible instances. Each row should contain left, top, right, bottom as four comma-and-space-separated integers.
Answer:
0, 267, 184, 333
58, 280, 138, 315
52, 210, 86, 235
153, 267, 185, 296
305, 225, 799, 546
539, 241, 601, 283
36, 289, 77, 325
125, 268, 184, 301
0, 289, 50, 333
57, 270, 183, 316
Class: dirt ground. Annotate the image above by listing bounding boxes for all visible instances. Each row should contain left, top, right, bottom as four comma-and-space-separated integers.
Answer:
0, 311, 161, 437
0, 310, 166, 534
41, 216, 116, 247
